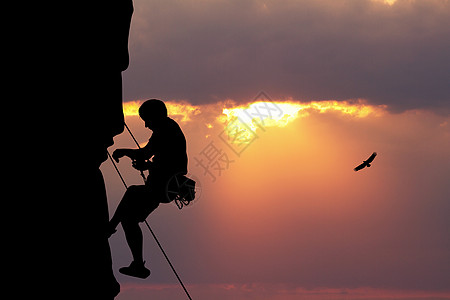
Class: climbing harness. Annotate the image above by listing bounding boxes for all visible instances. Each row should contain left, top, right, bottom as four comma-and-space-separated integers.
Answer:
107, 121, 194, 300
167, 174, 196, 209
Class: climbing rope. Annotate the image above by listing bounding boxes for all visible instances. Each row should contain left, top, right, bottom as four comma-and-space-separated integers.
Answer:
107, 121, 193, 300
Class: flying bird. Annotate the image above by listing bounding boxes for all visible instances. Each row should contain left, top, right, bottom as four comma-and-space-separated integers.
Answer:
354, 152, 377, 172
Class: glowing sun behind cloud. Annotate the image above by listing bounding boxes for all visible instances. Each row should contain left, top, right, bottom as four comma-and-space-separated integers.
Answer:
218, 100, 385, 142
122, 99, 387, 148
372, 0, 397, 5
123, 99, 385, 140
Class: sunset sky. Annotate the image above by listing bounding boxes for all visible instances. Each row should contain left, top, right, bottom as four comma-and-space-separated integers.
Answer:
100, 1, 449, 299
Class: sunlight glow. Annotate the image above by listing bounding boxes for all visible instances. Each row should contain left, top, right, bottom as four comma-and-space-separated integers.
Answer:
372, 0, 397, 5
123, 99, 385, 145
123, 100, 141, 116
219, 100, 385, 144
123, 100, 201, 122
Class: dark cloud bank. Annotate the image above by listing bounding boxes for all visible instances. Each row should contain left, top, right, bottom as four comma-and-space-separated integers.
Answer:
123, 0, 450, 112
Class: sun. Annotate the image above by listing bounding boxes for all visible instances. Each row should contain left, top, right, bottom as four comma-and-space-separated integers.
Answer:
218, 100, 383, 143
122, 99, 385, 145
372, 0, 397, 5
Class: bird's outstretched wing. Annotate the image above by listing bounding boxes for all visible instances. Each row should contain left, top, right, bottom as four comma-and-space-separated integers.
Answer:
366, 152, 377, 163
354, 162, 366, 172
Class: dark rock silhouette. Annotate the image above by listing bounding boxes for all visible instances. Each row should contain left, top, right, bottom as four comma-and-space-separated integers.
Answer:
24, 1, 134, 299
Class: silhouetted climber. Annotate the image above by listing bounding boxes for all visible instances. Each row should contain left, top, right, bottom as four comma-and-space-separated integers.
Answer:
109, 99, 188, 278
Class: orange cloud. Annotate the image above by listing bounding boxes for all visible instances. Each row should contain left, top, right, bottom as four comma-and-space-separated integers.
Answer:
124, 99, 385, 126
123, 99, 387, 145
372, 0, 397, 5
218, 99, 386, 143
123, 100, 202, 122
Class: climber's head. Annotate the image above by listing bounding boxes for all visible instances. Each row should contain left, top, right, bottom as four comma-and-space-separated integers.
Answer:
139, 99, 168, 130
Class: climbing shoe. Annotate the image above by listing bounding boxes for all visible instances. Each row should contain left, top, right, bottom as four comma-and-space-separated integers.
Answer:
119, 261, 150, 279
